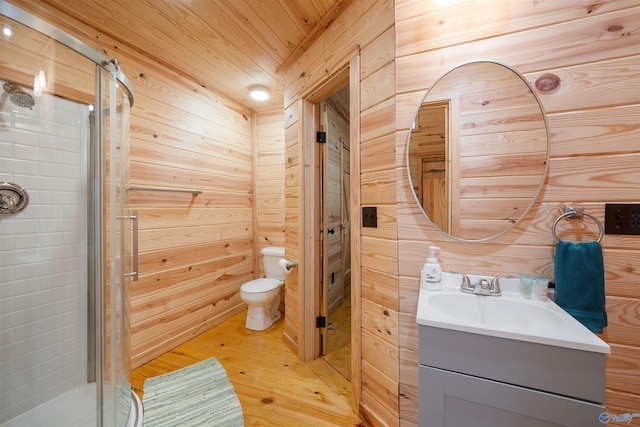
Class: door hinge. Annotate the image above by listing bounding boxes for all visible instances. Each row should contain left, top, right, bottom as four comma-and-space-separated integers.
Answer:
316, 316, 327, 328
316, 131, 326, 143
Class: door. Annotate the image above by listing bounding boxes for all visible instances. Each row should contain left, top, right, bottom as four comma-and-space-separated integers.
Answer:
98, 63, 137, 427
322, 100, 345, 316
318, 88, 351, 381
341, 142, 351, 299
419, 366, 605, 427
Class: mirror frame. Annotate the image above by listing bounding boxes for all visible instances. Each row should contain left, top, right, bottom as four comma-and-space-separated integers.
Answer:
406, 60, 551, 242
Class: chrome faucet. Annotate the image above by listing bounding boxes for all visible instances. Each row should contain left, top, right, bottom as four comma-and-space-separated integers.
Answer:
458, 273, 502, 296
473, 279, 492, 295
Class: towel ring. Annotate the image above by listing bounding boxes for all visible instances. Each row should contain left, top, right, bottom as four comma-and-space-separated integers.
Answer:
552, 207, 603, 244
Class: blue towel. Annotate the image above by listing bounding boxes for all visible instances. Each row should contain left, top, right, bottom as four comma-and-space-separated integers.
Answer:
555, 240, 607, 333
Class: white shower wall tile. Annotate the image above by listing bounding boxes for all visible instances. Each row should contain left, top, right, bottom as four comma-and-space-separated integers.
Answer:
9, 235, 39, 250
0, 278, 37, 300
0, 296, 12, 314
61, 230, 82, 245
39, 103, 79, 124
40, 134, 81, 152
14, 114, 57, 136
4, 363, 40, 388
61, 151, 80, 166
0, 127, 39, 146
0, 235, 12, 251
0, 158, 39, 175
0, 94, 89, 424
0, 249, 36, 268
14, 260, 64, 280
0, 327, 11, 348
0, 142, 13, 158
40, 162, 79, 178
11, 319, 40, 342
12, 144, 40, 161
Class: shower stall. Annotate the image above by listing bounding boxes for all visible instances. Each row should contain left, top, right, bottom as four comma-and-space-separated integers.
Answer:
0, 2, 141, 426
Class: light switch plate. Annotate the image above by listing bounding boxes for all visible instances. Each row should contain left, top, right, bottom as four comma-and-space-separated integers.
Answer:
362, 206, 377, 228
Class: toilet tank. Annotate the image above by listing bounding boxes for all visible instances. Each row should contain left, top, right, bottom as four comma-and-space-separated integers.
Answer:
261, 246, 285, 281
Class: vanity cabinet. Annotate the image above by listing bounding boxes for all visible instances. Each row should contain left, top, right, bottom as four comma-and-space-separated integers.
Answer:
418, 325, 607, 427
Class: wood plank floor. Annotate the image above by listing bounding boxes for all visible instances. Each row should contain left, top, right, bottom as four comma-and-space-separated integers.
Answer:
131, 311, 365, 426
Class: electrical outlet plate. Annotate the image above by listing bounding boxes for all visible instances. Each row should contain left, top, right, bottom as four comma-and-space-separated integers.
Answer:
604, 203, 640, 235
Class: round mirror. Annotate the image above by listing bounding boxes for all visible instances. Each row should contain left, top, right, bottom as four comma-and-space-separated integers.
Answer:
406, 60, 549, 241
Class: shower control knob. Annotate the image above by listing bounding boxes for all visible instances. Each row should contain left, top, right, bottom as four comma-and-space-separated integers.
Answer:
0, 182, 29, 215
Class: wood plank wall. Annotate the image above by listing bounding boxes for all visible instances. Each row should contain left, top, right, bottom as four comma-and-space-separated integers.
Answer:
10, 0, 285, 369
255, 107, 286, 310
396, 1, 640, 426
127, 66, 255, 368
255, 106, 287, 268
283, 0, 398, 425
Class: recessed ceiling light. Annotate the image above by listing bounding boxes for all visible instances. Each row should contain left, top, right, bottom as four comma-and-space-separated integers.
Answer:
250, 88, 269, 101
3, 26, 12, 37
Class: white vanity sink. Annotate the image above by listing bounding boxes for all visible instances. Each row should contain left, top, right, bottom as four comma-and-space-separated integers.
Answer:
416, 273, 610, 354
423, 292, 565, 331
417, 273, 609, 426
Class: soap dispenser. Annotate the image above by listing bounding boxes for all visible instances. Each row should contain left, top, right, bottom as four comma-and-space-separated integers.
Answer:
421, 246, 442, 290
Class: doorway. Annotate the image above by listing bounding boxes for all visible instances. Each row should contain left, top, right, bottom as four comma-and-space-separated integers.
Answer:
318, 85, 351, 382
296, 54, 361, 409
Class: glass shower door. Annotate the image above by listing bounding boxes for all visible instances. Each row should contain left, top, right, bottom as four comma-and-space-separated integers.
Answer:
0, 2, 139, 426
98, 64, 137, 427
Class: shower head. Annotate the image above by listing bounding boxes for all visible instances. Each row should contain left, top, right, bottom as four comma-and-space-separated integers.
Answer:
3, 82, 35, 109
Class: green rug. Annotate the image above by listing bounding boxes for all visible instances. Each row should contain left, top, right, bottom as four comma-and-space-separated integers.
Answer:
142, 357, 244, 427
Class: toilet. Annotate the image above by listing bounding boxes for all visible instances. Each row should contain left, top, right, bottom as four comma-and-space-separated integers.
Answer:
240, 246, 285, 331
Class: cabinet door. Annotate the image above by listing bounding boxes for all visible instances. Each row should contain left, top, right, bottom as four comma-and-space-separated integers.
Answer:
419, 366, 605, 427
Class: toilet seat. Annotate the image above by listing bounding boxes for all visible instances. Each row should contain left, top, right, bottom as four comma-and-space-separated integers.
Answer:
241, 278, 281, 294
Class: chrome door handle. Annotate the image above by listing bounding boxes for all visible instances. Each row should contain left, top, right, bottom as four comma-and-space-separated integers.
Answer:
117, 211, 139, 281
131, 210, 139, 281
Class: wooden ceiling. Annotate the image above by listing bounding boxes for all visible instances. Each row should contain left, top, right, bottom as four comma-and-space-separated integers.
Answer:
23, 0, 354, 109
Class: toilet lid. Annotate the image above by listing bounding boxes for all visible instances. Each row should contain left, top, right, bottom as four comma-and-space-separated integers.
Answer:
242, 278, 281, 293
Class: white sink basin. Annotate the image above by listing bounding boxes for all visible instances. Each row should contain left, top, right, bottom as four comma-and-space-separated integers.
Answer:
423, 293, 565, 331
416, 273, 610, 354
